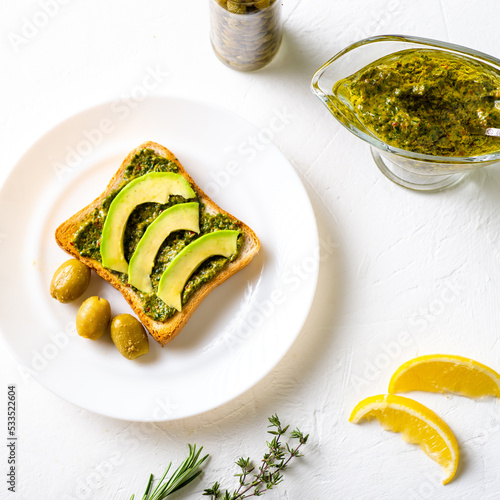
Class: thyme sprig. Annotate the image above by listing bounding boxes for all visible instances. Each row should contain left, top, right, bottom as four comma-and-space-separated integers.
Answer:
203, 414, 308, 499
129, 444, 209, 500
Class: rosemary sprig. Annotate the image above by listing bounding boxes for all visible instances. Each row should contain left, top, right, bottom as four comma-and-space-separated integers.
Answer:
203, 414, 308, 499
130, 444, 209, 500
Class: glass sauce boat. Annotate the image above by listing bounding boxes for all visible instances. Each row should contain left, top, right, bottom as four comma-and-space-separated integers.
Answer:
311, 35, 500, 192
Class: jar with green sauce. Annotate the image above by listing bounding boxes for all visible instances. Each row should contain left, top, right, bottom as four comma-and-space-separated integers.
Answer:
209, 0, 282, 71
312, 35, 500, 192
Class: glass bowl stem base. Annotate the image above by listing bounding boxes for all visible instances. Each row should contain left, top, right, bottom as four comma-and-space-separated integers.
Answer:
371, 148, 467, 192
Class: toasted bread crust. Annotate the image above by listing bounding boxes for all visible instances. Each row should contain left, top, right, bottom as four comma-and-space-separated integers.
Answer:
55, 141, 260, 345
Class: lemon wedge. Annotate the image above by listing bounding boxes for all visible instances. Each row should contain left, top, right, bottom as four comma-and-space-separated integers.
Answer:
349, 394, 459, 484
389, 354, 500, 399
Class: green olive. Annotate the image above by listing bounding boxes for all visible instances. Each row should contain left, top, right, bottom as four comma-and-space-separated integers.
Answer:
227, 1, 246, 13
76, 296, 111, 340
110, 314, 149, 360
50, 259, 91, 303
255, 0, 270, 9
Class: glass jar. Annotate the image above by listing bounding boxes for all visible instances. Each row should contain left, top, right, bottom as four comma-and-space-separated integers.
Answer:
209, 0, 283, 72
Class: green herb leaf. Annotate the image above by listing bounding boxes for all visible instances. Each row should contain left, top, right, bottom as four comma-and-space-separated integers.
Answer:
203, 415, 308, 500
130, 444, 209, 500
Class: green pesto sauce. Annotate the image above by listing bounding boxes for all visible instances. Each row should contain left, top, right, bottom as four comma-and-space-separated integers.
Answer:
332, 49, 500, 156
72, 148, 241, 321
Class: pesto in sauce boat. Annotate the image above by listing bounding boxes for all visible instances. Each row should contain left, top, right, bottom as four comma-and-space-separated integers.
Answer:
332, 49, 500, 157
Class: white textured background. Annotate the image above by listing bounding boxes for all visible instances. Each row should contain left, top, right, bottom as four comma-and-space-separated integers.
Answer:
2, 0, 500, 498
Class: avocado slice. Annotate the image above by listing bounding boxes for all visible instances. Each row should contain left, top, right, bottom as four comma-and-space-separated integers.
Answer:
100, 172, 195, 273
157, 230, 240, 311
128, 202, 200, 293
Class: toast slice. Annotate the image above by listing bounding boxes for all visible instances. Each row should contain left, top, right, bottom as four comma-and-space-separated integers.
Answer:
55, 141, 260, 345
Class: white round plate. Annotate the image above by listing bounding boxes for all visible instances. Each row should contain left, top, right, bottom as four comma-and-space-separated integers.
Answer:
0, 96, 319, 421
